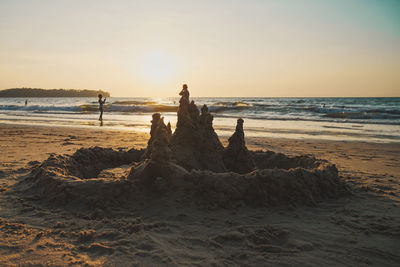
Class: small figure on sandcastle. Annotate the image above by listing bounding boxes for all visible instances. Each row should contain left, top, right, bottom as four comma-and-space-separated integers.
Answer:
179, 84, 189, 103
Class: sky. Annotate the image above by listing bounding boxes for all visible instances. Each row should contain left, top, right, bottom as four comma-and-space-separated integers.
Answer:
0, 0, 399, 97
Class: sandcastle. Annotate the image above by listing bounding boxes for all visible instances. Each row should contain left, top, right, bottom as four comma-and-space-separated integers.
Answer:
14, 88, 348, 210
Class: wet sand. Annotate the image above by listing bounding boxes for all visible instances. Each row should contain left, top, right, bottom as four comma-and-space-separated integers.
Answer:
0, 123, 399, 266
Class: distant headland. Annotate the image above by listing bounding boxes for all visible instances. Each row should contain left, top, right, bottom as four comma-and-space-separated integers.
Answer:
0, 88, 110, 97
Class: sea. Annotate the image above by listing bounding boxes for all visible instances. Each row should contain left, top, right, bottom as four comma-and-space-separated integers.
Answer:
0, 97, 399, 143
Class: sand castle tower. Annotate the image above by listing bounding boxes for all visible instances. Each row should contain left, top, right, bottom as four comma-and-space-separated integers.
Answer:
149, 117, 171, 162
143, 113, 162, 158
128, 112, 188, 188
169, 86, 227, 172
224, 118, 255, 173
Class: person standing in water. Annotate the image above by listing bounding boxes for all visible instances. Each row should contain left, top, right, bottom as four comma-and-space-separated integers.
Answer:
25, 100, 28, 106
98, 94, 106, 121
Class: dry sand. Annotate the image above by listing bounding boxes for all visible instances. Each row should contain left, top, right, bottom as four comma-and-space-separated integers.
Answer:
0, 123, 399, 266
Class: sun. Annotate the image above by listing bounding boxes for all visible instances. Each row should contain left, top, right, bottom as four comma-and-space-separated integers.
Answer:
138, 51, 180, 85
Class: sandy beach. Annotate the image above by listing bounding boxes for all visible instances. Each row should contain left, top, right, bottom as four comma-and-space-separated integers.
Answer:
1, 0, 399, 265
0, 123, 399, 266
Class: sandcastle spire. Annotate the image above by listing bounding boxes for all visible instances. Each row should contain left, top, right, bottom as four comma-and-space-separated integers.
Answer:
170, 85, 226, 172
143, 113, 161, 158
166, 122, 172, 137
224, 118, 255, 173
144, 113, 171, 160
150, 116, 171, 162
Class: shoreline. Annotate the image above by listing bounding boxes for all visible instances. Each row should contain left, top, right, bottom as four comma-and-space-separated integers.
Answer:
1, 120, 399, 144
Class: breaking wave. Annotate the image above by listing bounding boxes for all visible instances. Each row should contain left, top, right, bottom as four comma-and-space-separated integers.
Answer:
0, 97, 399, 126
79, 104, 178, 113
112, 100, 157, 105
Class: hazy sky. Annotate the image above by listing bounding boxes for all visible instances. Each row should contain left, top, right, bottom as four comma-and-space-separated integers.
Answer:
0, 0, 399, 97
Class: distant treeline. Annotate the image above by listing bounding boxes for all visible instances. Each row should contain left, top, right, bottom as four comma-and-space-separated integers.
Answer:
0, 88, 110, 97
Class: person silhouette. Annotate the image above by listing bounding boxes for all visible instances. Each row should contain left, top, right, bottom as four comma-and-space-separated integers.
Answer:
98, 94, 106, 122
179, 84, 189, 103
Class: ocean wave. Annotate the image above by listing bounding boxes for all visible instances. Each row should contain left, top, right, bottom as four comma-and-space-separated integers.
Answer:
214, 113, 400, 126
112, 100, 157, 105
2, 101, 399, 119
209, 106, 251, 113
0, 104, 80, 112
213, 101, 253, 107
304, 106, 400, 116
368, 109, 400, 115
207, 101, 254, 113
80, 104, 178, 113
79, 104, 98, 112
1, 98, 399, 126
323, 111, 400, 120
324, 112, 363, 119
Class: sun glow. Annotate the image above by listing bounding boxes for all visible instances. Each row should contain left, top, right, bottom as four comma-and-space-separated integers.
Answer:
137, 51, 181, 85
